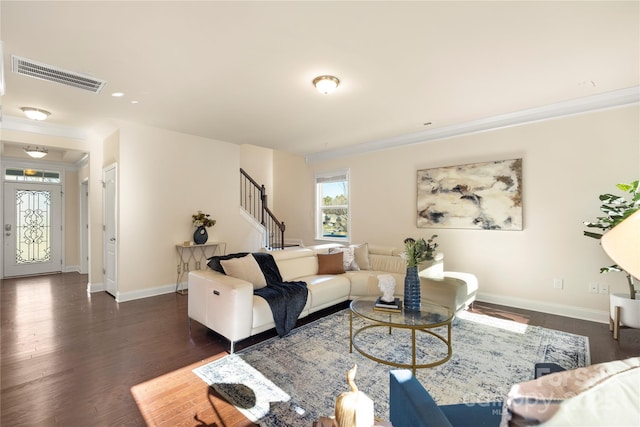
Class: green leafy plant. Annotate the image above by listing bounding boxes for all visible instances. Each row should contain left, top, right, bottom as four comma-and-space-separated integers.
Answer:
401, 235, 438, 267
583, 180, 639, 299
192, 211, 216, 228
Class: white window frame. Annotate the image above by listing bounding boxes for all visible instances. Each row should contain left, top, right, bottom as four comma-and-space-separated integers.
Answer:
315, 169, 350, 242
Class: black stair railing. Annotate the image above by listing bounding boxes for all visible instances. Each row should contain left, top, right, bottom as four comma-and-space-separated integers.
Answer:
240, 168, 286, 250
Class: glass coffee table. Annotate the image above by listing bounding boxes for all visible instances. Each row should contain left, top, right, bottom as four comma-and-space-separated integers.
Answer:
349, 297, 453, 374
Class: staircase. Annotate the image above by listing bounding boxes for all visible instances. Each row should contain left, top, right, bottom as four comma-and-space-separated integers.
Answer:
240, 168, 286, 250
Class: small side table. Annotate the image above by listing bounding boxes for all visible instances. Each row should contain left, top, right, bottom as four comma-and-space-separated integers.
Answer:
175, 242, 226, 294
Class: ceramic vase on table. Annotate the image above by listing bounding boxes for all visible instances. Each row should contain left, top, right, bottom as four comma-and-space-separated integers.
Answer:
193, 226, 208, 245
403, 266, 421, 311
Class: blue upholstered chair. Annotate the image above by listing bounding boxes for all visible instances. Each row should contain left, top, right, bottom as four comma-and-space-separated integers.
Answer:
389, 370, 503, 427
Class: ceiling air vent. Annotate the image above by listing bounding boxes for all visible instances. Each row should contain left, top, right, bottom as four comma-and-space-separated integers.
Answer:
12, 55, 106, 93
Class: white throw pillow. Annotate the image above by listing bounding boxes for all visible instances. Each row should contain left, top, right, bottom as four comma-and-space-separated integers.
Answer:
220, 254, 267, 289
328, 247, 360, 271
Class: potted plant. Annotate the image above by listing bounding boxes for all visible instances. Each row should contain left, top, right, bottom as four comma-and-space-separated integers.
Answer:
192, 211, 216, 244
583, 180, 639, 299
583, 180, 640, 339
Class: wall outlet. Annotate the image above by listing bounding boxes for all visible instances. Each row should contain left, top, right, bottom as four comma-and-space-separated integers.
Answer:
589, 283, 599, 293
599, 283, 609, 294
553, 278, 564, 289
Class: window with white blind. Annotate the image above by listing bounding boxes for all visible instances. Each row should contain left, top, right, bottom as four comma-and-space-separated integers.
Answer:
315, 170, 350, 241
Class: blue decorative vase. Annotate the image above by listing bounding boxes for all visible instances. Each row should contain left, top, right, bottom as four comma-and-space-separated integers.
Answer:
194, 226, 208, 245
403, 266, 421, 311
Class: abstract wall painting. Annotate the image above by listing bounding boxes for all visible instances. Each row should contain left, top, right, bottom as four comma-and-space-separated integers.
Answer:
417, 158, 523, 230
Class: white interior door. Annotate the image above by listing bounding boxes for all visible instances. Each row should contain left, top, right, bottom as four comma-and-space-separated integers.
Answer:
80, 180, 89, 274
103, 165, 117, 297
3, 182, 62, 277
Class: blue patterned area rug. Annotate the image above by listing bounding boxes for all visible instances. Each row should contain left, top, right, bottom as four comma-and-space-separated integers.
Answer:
193, 308, 589, 427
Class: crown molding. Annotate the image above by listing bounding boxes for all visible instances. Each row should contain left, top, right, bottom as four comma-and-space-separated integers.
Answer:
305, 86, 640, 164
1, 115, 88, 141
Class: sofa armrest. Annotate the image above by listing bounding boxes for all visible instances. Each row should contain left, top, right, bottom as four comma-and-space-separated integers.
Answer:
390, 370, 454, 427
420, 276, 467, 312
188, 269, 255, 343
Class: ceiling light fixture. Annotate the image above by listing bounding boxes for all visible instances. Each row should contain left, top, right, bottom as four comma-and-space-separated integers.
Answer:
313, 75, 340, 94
24, 146, 48, 159
21, 107, 50, 121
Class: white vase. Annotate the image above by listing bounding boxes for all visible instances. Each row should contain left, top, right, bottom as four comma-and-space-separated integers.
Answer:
610, 292, 640, 329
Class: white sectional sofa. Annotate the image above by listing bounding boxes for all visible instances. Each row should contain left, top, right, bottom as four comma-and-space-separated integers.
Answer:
188, 243, 478, 352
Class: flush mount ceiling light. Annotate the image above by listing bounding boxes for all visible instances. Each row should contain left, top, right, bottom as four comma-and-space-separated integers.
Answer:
24, 146, 48, 159
312, 75, 340, 94
21, 107, 50, 121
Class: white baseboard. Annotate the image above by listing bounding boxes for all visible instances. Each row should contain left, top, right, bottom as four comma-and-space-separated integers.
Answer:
86, 280, 181, 302
116, 283, 178, 303
477, 292, 609, 324
87, 281, 104, 292
63, 265, 80, 273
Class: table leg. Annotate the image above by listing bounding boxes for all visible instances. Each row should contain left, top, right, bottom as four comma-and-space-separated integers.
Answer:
613, 305, 620, 340
349, 310, 353, 353
412, 328, 417, 375
175, 261, 182, 293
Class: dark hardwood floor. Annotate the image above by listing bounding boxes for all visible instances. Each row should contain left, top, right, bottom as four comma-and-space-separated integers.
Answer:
1, 273, 639, 426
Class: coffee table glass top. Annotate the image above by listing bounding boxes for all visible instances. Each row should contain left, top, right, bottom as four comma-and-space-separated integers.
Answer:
350, 297, 453, 327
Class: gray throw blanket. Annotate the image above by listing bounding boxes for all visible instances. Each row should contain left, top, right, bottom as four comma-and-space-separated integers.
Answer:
252, 252, 308, 337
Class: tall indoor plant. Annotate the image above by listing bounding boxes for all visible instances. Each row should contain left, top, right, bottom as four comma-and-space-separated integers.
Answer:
401, 235, 438, 311
583, 180, 639, 299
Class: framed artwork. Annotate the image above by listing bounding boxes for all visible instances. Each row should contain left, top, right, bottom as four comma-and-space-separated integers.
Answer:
417, 158, 523, 230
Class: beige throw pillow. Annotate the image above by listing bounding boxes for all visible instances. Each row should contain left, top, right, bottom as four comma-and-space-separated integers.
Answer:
350, 243, 371, 270
220, 254, 267, 289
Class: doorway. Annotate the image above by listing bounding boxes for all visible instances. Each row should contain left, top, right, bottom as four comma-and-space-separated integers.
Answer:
3, 181, 62, 277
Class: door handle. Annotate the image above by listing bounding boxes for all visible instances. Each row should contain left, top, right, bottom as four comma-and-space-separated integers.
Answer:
110, 237, 116, 242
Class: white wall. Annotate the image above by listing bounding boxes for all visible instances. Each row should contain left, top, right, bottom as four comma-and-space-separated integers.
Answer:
274, 106, 640, 322
114, 122, 256, 299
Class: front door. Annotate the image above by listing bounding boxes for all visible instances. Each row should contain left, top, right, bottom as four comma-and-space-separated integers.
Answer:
3, 182, 62, 277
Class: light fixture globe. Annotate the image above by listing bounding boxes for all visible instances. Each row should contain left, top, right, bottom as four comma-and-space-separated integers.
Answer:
312, 75, 340, 94
21, 107, 50, 121
24, 146, 48, 158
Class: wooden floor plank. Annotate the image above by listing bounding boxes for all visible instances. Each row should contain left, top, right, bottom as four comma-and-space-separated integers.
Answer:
2, 272, 639, 426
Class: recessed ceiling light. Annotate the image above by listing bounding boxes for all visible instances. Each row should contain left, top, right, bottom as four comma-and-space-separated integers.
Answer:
21, 107, 50, 121
111, 92, 124, 97
130, 100, 139, 104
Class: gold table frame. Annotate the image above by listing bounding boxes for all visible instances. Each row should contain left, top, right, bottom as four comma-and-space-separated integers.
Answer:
349, 297, 453, 374
175, 242, 226, 294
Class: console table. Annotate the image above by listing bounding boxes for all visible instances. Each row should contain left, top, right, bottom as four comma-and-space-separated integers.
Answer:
175, 242, 226, 294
